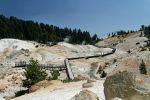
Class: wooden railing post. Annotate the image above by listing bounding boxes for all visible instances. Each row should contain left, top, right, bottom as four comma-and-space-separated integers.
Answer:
64, 59, 74, 80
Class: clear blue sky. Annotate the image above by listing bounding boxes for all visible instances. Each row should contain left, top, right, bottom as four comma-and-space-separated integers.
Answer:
0, 0, 150, 37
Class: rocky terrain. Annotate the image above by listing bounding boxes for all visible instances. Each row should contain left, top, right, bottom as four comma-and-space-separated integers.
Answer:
0, 32, 150, 100
104, 71, 150, 100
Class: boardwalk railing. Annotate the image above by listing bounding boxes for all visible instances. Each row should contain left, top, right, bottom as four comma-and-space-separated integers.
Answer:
14, 62, 66, 70
14, 48, 116, 80
68, 48, 116, 60
64, 59, 74, 80
15, 61, 27, 67
14, 61, 72, 79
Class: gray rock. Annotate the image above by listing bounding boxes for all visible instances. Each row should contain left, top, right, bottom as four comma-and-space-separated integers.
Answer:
82, 82, 93, 88
111, 97, 123, 100
71, 90, 99, 100
104, 71, 150, 100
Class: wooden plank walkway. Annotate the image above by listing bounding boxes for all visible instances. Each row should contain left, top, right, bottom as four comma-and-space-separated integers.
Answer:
14, 48, 116, 80
68, 48, 116, 60
14, 61, 73, 79
14, 63, 66, 70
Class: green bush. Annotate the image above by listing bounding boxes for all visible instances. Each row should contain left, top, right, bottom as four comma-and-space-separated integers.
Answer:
139, 60, 147, 75
23, 59, 47, 88
48, 70, 60, 80
15, 89, 29, 97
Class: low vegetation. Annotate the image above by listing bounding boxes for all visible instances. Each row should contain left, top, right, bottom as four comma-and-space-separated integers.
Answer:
15, 89, 29, 97
23, 59, 47, 88
48, 70, 60, 80
107, 30, 135, 38
139, 60, 147, 75
16, 59, 62, 97
100, 71, 107, 78
143, 25, 150, 39
97, 66, 107, 78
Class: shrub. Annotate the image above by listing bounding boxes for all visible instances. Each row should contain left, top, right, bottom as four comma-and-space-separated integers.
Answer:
48, 70, 60, 80
100, 71, 107, 78
23, 59, 47, 88
15, 89, 29, 97
139, 60, 147, 75
51, 42, 57, 46
127, 50, 131, 53
113, 59, 117, 63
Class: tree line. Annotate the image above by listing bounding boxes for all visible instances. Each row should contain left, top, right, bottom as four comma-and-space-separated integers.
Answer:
0, 15, 99, 44
143, 25, 150, 39
108, 30, 136, 38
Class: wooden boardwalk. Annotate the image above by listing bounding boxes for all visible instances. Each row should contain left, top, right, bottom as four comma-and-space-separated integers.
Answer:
14, 48, 116, 80
14, 62, 66, 71
14, 61, 73, 79
68, 48, 116, 60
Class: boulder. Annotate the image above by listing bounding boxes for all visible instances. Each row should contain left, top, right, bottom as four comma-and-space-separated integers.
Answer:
4, 96, 13, 100
29, 85, 40, 93
49, 80, 63, 85
82, 83, 93, 88
111, 97, 123, 100
12, 75, 18, 81
29, 80, 63, 93
75, 75, 86, 80
104, 71, 150, 100
82, 79, 96, 88
29, 80, 50, 93
87, 79, 96, 83
72, 90, 99, 100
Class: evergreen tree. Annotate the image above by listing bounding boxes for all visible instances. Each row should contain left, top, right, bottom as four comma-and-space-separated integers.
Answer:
23, 59, 47, 88
144, 26, 150, 39
0, 15, 96, 44
92, 34, 98, 41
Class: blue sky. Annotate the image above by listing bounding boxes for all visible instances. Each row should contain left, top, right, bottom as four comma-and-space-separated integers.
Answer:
0, 0, 150, 37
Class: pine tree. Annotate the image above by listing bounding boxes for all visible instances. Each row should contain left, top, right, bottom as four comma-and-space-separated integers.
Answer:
23, 59, 47, 88
0, 15, 95, 44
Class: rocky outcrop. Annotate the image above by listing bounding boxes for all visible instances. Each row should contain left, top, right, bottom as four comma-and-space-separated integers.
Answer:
82, 79, 95, 88
111, 97, 123, 100
104, 71, 150, 100
4, 96, 13, 100
72, 89, 99, 100
75, 75, 86, 80
29, 80, 63, 93
29, 80, 50, 93
82, 82, 93, 88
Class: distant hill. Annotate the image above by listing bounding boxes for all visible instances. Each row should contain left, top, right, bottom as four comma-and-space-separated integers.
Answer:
0, 15, 98, 44
96, 30, 143, 47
